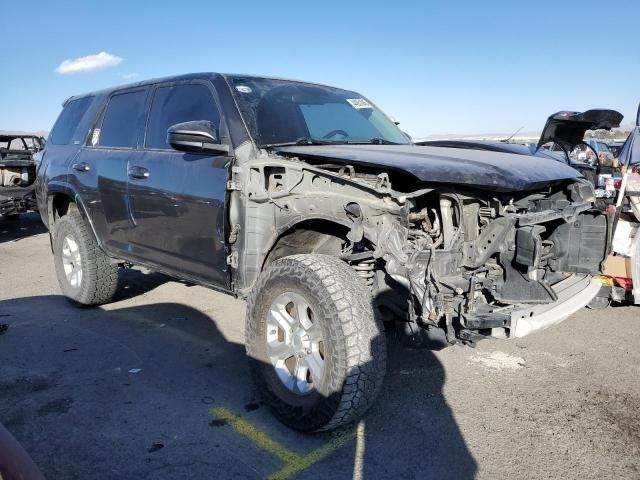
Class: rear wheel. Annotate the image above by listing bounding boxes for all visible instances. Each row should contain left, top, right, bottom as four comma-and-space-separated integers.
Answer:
53, 211, 118, 306
246, 254, 386, 432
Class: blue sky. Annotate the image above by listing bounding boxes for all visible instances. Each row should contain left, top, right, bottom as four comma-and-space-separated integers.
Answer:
2, 0, 639, 137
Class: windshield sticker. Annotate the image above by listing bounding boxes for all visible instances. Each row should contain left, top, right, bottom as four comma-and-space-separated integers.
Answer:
346, 98, 372, 109
235, 85, 252, 93
91, 128, 100, 146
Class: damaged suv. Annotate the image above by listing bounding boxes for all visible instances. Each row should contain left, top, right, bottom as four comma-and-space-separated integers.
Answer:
0, 134, 44, 217
36, 73, 610, 432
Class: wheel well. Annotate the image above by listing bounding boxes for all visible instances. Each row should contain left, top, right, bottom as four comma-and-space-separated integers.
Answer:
263, 220, 350, 270
50, 194, 78, 224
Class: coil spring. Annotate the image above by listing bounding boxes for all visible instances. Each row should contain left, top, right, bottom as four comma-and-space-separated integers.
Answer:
352, 259, 375, 288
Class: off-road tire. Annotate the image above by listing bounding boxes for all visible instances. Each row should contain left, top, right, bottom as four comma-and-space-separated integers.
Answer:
246, 254, 386, 432
53, 211, 118, 306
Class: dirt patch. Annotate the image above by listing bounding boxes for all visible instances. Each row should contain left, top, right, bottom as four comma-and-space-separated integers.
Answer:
471, 351, 526, 370
37, 397, 73, 416
585, 388, 640, 450
0, 375, 51, 398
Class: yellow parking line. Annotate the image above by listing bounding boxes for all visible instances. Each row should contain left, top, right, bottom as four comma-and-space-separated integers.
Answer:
210, 407, 357, 480
211, 407, 299, 464
268, 431, 355, 480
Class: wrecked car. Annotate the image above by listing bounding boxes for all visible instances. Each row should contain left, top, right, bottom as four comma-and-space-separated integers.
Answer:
36, 73, 610, 432
0, 134, 43, 217
417, 109, 624, 190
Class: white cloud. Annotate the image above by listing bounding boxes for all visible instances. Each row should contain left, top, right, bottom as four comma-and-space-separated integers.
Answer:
55, 51, 123, 75
119, 72, 138, 80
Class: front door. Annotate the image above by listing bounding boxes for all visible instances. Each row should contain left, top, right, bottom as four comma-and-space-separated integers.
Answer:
126, 81, 230, 289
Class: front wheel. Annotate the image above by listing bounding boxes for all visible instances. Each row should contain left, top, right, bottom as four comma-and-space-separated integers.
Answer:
245, 254, 386, 432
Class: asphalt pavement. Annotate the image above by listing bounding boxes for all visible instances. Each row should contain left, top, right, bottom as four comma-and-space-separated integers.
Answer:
1, 213, 639, 479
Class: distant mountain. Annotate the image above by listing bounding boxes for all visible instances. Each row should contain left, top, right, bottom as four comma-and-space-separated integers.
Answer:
415, 126, 633, 144
414, 132, 540, 143
0, 130, 49, 138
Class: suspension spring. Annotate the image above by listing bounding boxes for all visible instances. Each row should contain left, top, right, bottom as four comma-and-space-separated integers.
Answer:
352, 259, 375, 288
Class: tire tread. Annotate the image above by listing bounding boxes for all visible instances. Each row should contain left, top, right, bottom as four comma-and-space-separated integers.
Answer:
53, 211, 118, 306
245, 254, 386, 432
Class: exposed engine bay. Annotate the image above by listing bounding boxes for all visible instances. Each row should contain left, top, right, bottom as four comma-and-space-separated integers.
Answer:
372, 176, 608, 346
230, 146, 610, 346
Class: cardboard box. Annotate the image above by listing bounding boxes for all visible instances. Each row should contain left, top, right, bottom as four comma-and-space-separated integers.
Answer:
603, 255, 633, 279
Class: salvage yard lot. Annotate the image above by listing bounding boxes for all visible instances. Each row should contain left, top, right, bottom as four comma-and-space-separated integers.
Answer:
1, 213, 639, 480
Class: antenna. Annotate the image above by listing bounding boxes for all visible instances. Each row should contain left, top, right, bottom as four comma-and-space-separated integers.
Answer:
504, 126, 524, 143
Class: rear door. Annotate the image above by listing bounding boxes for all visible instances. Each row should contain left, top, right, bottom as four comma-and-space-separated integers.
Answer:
37, 95, 95, 214
126, 80, 230, 288
72, 87, 149, 254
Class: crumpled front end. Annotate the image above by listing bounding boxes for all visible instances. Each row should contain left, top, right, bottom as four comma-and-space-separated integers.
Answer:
368, 177, 610, 345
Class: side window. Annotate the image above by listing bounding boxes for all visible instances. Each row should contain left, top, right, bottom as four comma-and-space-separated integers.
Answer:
48, 96, 93, 145
97, 90, 147, 148
145, 84, 220, 149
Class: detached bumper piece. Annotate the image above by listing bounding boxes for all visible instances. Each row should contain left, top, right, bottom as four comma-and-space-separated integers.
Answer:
461, 274, 599, 339
510, 274, 600, 337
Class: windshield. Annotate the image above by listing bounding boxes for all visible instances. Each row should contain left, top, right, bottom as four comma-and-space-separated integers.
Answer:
225, 76, 409, 147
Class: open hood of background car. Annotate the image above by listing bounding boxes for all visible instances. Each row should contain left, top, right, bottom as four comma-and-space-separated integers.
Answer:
275, 144, 582, 191
537, 109, 623, 150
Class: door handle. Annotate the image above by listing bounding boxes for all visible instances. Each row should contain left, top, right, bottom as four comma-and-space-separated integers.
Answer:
128, 166, 150, 180
72, 162, 90, 172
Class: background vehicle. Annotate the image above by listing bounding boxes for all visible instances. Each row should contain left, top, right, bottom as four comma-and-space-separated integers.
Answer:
581, 138, 615, 166
607, 141, 625, 159
0, 134, 44, 218
37, 74, 609, 432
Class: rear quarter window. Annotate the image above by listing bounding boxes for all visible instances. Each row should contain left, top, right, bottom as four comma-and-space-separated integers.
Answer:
48, 96, 94, 145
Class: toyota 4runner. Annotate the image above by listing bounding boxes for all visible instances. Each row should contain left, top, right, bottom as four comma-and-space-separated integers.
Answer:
36, 73, 610, 432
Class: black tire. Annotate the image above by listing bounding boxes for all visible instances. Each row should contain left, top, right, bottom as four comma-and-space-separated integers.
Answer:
53, 211, 118, 306
246, 254, 386, 432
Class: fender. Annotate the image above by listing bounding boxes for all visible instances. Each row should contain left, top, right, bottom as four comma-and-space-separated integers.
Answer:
244, 214, 374, 294
45, 183, 105, 253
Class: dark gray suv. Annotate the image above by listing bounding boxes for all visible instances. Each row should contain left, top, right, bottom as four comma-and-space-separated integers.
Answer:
37, 73, 609, 431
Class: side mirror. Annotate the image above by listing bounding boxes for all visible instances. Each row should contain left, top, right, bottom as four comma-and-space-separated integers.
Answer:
167, 121, 229, 155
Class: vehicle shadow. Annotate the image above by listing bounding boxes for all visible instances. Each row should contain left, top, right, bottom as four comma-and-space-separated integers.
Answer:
0, 294, 476, 479
0, 212, 48, 245
112, 268, 171, 302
